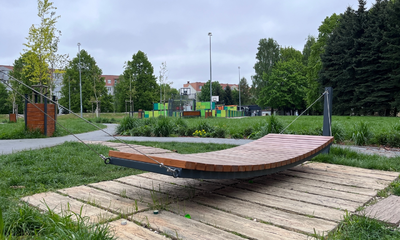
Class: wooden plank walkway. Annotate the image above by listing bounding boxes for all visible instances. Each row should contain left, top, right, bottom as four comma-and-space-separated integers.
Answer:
21, 146, 399, 239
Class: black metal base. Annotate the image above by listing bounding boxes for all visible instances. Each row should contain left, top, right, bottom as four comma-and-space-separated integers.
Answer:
108, 144, 331, 179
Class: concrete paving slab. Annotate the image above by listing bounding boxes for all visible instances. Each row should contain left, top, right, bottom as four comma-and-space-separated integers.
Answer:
364, 195, 400, 225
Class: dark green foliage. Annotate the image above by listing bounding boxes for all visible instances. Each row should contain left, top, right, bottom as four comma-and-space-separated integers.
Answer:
223, 85, 233, 105
199, 80, 225, 104
320, 0, 400, 116
0, 83, 10, 114
232, 77, 252, 106
305, 14, 340, 114
115, 51, 158, 112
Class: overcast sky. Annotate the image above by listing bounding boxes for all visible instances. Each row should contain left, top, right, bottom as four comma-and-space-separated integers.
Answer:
0, 0, 373, 90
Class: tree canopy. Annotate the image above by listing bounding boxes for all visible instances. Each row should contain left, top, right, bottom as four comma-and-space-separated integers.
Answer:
252, 38, 280, 103
22, 0, 61, 90
319, 0, 400, 115
58, 50, 111, 113
115, 51, 158, 112
198, 80, 225, 104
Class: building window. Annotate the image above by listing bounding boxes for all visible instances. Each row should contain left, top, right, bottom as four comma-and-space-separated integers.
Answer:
114, 79, 118, 84
199, 86, 202, 90
107, 79, 111, 84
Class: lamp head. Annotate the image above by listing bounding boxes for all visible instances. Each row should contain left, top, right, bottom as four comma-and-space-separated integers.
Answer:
208, 32, 212, 36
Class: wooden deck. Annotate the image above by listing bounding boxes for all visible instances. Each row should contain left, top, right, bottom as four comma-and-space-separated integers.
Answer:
21, 141, 399, 239
109, 134, 334, 174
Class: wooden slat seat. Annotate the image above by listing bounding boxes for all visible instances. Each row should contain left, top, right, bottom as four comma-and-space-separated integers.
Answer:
108, 134, 334, 179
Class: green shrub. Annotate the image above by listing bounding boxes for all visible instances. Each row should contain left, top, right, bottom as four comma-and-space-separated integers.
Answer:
331, 123, 346, 143
116, 116, 138, 134
195, 121, 215, 133
242, 127, 253, 137
351, 121, 372, 146
231, 132, 243, 139
268, 115, 284, 133
387, 132, 400, 148
153, 116, 174, 137
210, 126, 226, 138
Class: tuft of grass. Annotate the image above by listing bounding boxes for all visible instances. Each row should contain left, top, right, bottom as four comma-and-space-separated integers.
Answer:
351, 121, 373, 146
319, 211, 400, 239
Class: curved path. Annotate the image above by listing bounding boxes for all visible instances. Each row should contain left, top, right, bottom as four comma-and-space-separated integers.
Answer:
0, 124, 252, 155
1, 124, 399, 158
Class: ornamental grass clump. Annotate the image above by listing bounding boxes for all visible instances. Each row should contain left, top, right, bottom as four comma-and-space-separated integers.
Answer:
351, 121, 373, 146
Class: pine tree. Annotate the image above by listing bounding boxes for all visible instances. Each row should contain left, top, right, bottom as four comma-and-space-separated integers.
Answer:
382, 0, 400, 114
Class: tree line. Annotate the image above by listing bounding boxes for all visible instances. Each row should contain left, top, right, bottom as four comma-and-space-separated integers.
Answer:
2, 0, 398, 116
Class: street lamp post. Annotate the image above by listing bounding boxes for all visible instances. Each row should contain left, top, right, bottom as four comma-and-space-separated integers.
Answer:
208, 32, 212, 112
238, 66, 241, 112
78, 43, 82, 118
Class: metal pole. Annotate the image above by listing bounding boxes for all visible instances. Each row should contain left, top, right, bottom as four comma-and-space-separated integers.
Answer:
68, 76, 71, 113
323, 87, 333, 153
238, 66, 241, 112
208, 32, 212, 111
78, 43, 82, 118
130, 75, 132, 117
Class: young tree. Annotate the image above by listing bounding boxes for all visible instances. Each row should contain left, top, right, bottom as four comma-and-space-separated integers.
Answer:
22, 0, 62, 100
252, 38, 280, 102
117, 50, 158, 111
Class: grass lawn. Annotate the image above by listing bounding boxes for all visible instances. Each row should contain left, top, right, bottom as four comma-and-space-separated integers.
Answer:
1, 124, 400, 238
0, 114, 107, 139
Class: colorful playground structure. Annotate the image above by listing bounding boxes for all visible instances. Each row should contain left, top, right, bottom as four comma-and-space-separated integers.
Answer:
142, 102, 244, 118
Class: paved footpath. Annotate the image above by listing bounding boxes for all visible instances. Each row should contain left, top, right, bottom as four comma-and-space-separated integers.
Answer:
0, 124, 252, 155
2, 124, 400, 158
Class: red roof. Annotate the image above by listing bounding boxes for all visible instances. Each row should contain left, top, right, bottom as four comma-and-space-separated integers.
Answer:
0, 65, 14, 71
184, 81, 238, 92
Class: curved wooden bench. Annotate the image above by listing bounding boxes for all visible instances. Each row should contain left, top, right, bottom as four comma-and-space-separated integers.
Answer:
108, 134, 334, 179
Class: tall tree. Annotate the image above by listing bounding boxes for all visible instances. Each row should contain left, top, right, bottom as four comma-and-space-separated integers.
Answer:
0, 83, 10, 114
319, 1, 367, 115
22, 0, 61, 99
355, 0, 393, 115
199, 80, 225, 104
382, 0, 400, 114
116, 50, 158, 111
302, 35, 316, 66
223, 85, 233, 105
252, 38, 280, 102
306, 14, 340, 113
257, 47, 307, 114
58, 50, 110, 113
232, 77, 251, 105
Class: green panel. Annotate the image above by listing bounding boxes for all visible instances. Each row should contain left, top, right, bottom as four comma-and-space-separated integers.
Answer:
200, 110, 205, 117
221, 110, 226, 117
154, 111, 159, 117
